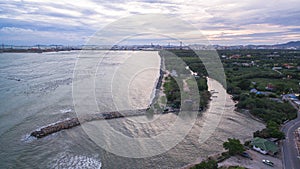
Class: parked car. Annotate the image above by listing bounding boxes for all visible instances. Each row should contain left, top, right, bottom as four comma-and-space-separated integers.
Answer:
262, 159, 274, 167
241, 152, 253, 160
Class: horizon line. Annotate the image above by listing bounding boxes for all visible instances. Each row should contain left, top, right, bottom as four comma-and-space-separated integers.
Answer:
1, 40, 299, 47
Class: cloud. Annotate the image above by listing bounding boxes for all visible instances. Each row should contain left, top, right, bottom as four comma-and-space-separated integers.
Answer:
0, 0, 299, 45
0, 26, 87, 45
0, 27, 34, 33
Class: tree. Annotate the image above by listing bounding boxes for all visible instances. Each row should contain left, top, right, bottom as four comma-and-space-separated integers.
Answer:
223, 138, 245, 156
191, 159, 218, 169
237, 80, 251, 90
276, 83, 285, 93
228, 166, 246, 169
267, 121, 285, 139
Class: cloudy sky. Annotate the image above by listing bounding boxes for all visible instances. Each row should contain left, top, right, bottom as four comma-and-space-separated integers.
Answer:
0, 0, 299, 46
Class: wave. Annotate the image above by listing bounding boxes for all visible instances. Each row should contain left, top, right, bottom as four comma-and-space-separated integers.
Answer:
21, 133, 37, 143
60, 109, 73, 114
49, 152, 102, 169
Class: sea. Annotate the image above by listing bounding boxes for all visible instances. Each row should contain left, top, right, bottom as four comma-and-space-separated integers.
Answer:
0, 50, 265, 169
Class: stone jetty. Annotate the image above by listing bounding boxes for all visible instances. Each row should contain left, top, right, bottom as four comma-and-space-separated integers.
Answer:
30, 118, 80, 138
30, 109, 147, 138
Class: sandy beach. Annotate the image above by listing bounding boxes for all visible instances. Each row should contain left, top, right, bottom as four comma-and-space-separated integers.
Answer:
179, 78, 266, 168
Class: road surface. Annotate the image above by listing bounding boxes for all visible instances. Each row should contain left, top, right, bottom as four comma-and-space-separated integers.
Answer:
281, 109, 300, 169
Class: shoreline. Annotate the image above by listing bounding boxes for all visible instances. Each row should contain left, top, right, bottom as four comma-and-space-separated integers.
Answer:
30, 51, 164, 139
180, 77, 266, 169
148, 52, 165, 110
0, 49, 161, 54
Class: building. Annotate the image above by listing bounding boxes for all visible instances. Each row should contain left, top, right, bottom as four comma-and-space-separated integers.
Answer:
250, 88, 258, 93
269, 98, 283, 103
265, 83, 275, 91
256, 91, 270, 96
294, 100, 300, 109
250, 89, 274, 96
221, 55, 227, 59
250, 137, 278, 155
283, 63, 294, 69
282, 94, 298, 101
170, 70, 178, 77
229, 54, 240, 59
242, 63, 250, 67
272, 67, 282, 70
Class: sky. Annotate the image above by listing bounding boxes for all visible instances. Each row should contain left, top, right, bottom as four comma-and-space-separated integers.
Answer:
0, 0, 299, 46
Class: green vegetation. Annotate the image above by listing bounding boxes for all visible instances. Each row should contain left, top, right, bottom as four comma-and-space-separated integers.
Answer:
235, 90, 295, 139
226, 166, 246, 169
191, 50, 299, 169
191, 138, 246, 169
220, 49, 299, 139
219, 166, 246, 169
222, 50, 300, 95
250, 78, 299, 94
162, 50, 208, 76
223, 138, 245, 156
237, 96, 296, 123
159, 50, 211, 110
254, 121, 285, 139
163, 75, 181, 108
190, 159, 218, 169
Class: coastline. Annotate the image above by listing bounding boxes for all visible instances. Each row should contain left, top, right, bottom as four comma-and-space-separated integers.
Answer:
30, 51, 163, 138
180, 77, 266, 169
148, 51, 165, 111
24, 50, 266, 168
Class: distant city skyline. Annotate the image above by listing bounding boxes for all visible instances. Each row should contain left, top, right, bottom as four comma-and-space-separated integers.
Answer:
0, 0, 299, 46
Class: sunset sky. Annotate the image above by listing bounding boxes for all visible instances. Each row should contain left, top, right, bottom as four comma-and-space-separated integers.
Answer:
0, 0, 299, 45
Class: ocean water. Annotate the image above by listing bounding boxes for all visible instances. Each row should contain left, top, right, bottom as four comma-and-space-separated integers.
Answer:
0, 50, 264, 169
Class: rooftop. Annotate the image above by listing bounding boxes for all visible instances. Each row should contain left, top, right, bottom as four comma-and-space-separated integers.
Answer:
251, 137, 278, 154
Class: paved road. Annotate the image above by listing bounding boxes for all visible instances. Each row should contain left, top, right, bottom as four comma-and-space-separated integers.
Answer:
281, 110, 300, 169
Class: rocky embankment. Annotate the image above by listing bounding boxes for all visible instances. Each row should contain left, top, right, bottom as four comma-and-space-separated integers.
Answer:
31, 118, 80, 138
30, 109, 149, 138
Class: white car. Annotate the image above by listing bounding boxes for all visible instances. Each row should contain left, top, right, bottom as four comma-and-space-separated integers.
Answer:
262, 159, 274, 167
